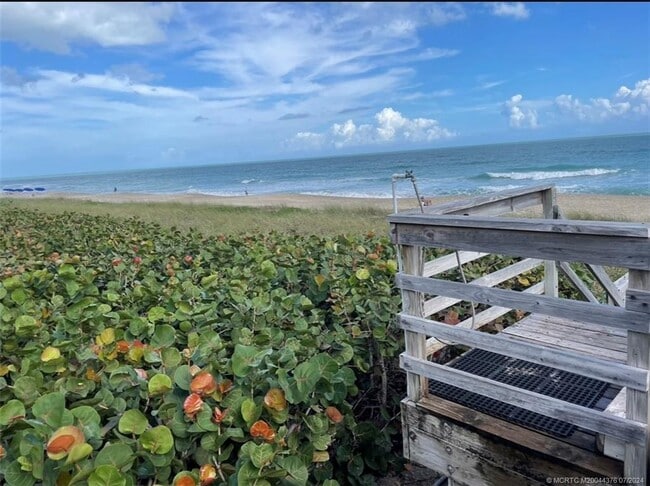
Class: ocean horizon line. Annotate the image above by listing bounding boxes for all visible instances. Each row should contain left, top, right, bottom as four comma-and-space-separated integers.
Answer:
2, 130, 648, 182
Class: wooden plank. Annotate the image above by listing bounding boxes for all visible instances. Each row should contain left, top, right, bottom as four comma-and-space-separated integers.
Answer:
423, 251, 488, 278
423, 258, 542, 317
396, 274, 650, 332
506, 319, 628, 353
388, 214, 650, 239
426, 283, 544, 355
543, 187, 559, 298
390, 223, 650, 270
502, 327, 627, 363
626, 288, 650, 314
401, 245, 426, 401
520, 314, 627, 337
415, 184, 553, 216
407, 427, 547, 485
589, 265, 625, 307
558, 261, 600, 303
412, 397, 623, 478
625, 270, 650, 478
399, 313, 647, 391
400, 354, 647, 444
601, 389, 626, 461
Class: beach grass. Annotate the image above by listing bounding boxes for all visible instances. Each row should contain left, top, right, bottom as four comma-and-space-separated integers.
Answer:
3, 191, 647, 238
1, 197, 391, 237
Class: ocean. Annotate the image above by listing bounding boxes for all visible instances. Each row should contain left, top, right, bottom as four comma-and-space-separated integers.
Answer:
2, 133, 649, 198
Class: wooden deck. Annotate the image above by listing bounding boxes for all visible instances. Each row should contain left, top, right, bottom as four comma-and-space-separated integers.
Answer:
389, 185, 650, 484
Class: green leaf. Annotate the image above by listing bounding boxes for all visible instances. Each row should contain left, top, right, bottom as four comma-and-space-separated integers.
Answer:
240, 398, 260, 425
161, 347, 181, 368
147, 306, 167, 322
88, 465, 127, 486
151, 324, 175, 348
347, 455, 364, 477
14, 315, 38, 337
312, 433, 332, 451
140, 425, 174, 454
71, 406, 102, 440
0, 399, 26, 425
173, 365, 191, 390
12, 289, 28, 305
147, 374, 172, 396
66, 281, 80, 297
260, 260, 277, 278
355, 268, 370, 280
32, 392, 65, 428
12, 376, 40, 405
65, 443, 93, 464
250, 443, 274, 469
310, 354, 338, 379
118, 409, 148, 435
58, 264, 76, 280
236, 460, 260, 486
232, 344, 263, 377
277, 456, 308, 486
3, 460, 36, 486
94, 444, 135, 470
293, 361, 320, 398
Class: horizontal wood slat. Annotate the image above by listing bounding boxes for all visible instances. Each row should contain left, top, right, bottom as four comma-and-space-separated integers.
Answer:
400, 313, 647, 391
400, 354, 646, 445
397, 274, 650, 332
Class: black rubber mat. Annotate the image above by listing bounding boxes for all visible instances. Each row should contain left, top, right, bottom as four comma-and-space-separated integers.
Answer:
428, 348, 609, 438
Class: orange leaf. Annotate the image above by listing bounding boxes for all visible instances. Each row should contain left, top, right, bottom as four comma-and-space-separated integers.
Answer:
199, 464, 217, 485
46, 426, 85, 460
190, 372, 217, 396
325, 406, 344, 424
250, 420, 275, 442
116, 340, 130, 353
263, 388, 287, 411
183, 393, 204, 419
175, 476, 197, 486
443, 310, 460, 325
212, 406, 227, 424
217, 379, 233, 395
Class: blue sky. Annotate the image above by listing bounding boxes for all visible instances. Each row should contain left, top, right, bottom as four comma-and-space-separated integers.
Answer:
1, 2, 649, 178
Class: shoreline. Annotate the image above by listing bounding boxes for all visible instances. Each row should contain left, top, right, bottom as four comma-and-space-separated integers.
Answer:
2, 191, 649, 221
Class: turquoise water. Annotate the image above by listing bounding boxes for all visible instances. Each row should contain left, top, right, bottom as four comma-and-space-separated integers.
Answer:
2, 133, 649, 197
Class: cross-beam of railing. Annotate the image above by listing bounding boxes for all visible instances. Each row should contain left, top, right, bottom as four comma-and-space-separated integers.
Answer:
389, 205, 650, 478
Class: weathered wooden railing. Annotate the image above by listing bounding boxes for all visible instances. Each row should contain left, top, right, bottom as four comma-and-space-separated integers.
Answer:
389, 187, 650, 479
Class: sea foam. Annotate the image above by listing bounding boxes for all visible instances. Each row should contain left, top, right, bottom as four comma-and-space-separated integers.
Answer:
485, 168, 620, 180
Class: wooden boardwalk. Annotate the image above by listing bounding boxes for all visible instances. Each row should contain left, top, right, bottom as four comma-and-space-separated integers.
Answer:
389, 185, 650, 485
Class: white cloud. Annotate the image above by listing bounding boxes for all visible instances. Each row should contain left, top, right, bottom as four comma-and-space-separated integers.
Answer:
503, 94, 538, 128
476, 80, 506, 91
0, 3, 174, 54
289, 107, 455, 149
489, 2, 530, 20
555, 78, 650, 121
290, 132, 326, 149
24, 69, 195, 100
108, 63, 163, 84
428, 3, 467, 26
189, 3, 460, 96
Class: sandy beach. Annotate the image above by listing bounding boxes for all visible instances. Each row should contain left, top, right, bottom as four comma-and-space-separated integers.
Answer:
3, 191, 649, 221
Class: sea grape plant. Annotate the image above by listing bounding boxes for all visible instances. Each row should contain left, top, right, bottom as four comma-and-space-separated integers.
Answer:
0, 205, 405, 485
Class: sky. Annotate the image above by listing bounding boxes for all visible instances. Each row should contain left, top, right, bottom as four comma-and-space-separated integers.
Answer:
1, 2, 649, 179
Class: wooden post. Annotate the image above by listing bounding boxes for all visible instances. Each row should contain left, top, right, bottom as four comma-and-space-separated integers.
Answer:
624, 269, 650, 479
542, 188, 558, 298
401, 244, 426, 401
